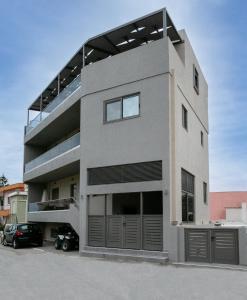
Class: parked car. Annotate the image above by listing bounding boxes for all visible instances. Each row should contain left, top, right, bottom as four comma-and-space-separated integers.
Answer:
2, 223, 43, 249
54, 225, 79, 251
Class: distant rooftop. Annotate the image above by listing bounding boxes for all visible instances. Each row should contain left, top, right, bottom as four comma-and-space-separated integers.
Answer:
29, 8, 182, 112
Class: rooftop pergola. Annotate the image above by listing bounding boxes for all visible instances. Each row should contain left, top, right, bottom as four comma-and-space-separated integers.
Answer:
28, 8, 182, 114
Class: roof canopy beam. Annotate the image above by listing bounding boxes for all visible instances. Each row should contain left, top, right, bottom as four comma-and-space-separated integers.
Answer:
103, 35, 120, 53
86, 44, 114, 56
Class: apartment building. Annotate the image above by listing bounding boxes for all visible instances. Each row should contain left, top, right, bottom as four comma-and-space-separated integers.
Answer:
24, 8, 209, 260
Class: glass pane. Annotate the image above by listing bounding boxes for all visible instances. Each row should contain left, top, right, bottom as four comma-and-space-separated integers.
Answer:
182, 192, 188, 222
187, 195, 194, 222
112, 193, 140, 215
106, 100, 121, 121
143, 191, 162, 215
123, 95, 139, 118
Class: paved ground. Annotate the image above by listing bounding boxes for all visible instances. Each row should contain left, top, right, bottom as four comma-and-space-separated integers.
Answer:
1, 243, 247, 300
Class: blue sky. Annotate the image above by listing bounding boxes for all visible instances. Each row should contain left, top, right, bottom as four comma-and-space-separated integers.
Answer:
0, 0, 246, 191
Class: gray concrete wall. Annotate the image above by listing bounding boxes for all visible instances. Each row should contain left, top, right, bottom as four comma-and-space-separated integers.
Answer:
79, 38, 171, 251
238, 227, 247, 266
169, 31, 209, 225
28, 183, 45, 204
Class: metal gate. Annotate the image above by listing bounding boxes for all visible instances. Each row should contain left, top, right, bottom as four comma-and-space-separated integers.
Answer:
88, 215, 162, 251
185, 228, 239, 265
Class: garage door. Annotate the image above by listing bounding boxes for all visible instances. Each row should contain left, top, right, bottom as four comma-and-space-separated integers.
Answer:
185, 228, 239, 265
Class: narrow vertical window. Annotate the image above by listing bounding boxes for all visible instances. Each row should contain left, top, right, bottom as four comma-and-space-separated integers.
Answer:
51, 188, 59, 200
193, 64, 199, 94
181, 169, 195, 222
203, 182, 207, 204
201, 131, 204, 146
182, 105, 188, 130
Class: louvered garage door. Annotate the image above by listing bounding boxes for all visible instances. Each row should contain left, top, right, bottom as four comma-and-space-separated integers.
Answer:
185, 229, 210, 263
88, 216, 105, 247
143, 215, 163, 251
107, 216, 123, 248
124, 216, 141, 249
185, 229, 239, 265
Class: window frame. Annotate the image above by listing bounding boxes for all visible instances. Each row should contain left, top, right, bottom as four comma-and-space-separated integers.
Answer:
182, 105, 188, 131
51, 187, 59, 200
203, 182, 207, 204
201, 131, 204, 147
104, 93, 140, 123
193, 64, 199, 94
181, 168, 195, 223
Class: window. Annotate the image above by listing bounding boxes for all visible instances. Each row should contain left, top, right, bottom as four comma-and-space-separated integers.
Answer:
193, 65, 199, 94
70, 183, 77, 199
182, 105, 188, 130
181, 169, 195, 222
51, 188, 59, 200
105, 93, 140, 122
203, 182, 207, 204
201, 131, 204, 146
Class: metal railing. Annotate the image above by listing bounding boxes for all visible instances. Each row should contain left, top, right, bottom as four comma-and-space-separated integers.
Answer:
28, 198, 75, 212
26, 75, 81, 134
25, 132, 80, 172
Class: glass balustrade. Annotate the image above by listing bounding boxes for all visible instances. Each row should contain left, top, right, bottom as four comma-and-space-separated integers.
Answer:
25, 132, 80, 172
26, 75, 81, 134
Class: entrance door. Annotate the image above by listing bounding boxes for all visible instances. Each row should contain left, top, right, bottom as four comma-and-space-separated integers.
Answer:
107, 193, 141, 249
106, 215, 141, 249
88, 192, 163, 251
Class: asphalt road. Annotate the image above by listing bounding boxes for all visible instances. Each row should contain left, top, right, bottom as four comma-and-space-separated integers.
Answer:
0, 243, 247, 300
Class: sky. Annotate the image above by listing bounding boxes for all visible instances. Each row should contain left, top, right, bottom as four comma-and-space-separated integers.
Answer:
0, 0, 246, 191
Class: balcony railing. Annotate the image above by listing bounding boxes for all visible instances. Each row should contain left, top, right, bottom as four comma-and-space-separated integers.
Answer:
25, 132, 80, 172
26, 75, 81, 134
28, 198, 74, 212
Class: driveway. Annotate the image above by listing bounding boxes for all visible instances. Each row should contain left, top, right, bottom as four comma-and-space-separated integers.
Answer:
0, 243, 247, 300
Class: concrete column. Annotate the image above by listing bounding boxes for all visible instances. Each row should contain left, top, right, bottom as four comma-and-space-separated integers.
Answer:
79, 98, 87, 251
241, 203, 247, 223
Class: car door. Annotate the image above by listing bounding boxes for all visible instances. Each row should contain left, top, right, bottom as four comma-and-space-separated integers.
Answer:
8, 225, 16, 242
5, 225, 12, 242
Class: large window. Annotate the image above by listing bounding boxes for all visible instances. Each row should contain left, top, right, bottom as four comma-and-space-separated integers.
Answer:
181, 169, 195, 222
105, 94, 140, 122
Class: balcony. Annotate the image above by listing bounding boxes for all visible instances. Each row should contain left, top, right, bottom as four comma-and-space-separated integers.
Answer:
25, 132, 80, 173
28, 198, 80, 233
29, 198, 74, 212
26, 75, 81, 134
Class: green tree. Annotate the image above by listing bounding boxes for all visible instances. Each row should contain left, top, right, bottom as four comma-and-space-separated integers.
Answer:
0, 174, 8, 187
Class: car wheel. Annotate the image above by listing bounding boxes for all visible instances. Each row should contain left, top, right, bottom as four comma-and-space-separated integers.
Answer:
54, 239, 61, 250
3, 237, 7, 246
62, 239, 70, 252
13, 239, 19, 249
38, 240, 43, 247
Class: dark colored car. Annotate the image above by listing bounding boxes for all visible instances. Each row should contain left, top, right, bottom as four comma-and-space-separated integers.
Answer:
3, 223, 43, 249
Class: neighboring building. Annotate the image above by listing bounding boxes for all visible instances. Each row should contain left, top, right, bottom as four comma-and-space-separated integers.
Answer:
0, 183, 27, 224
23, 9, 209, 260
210, 191, 247, 223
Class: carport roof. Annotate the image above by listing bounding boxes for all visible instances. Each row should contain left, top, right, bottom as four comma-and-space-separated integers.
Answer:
29, 8, 182, 111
